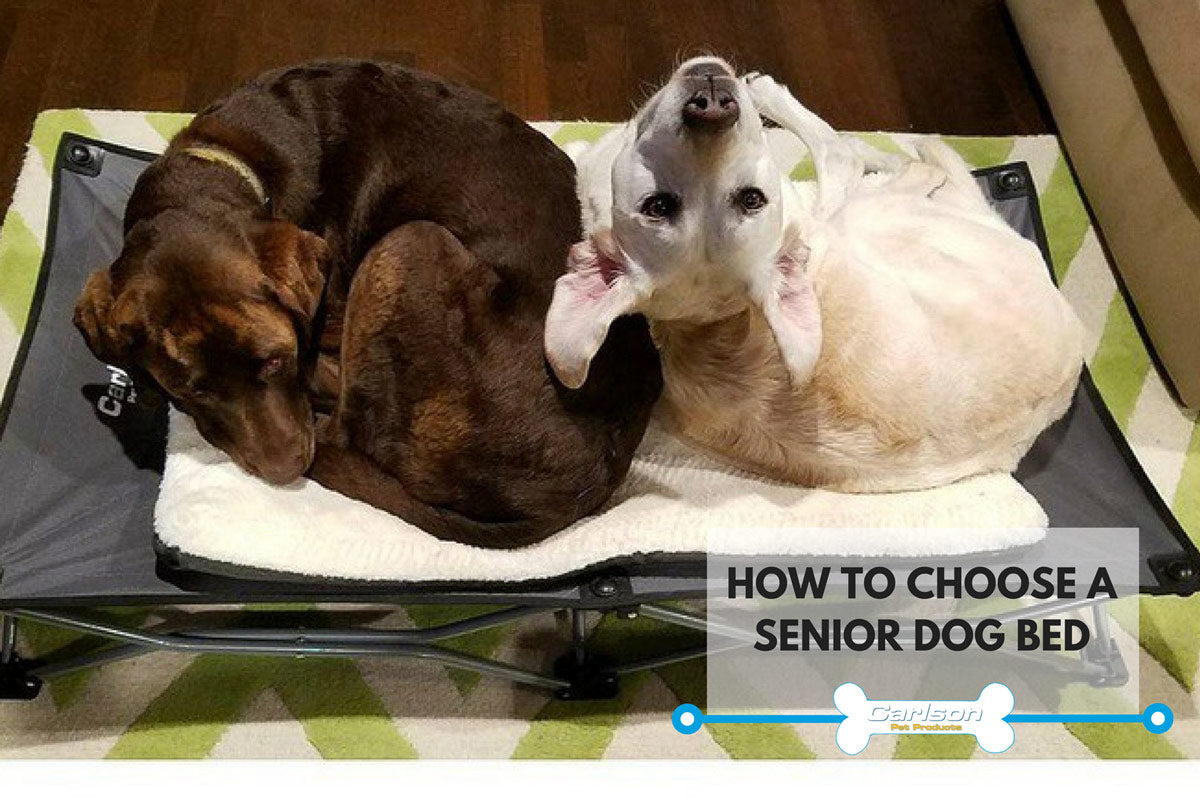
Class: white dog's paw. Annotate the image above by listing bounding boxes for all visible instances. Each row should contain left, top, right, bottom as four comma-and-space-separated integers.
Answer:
742, 72, 793, 120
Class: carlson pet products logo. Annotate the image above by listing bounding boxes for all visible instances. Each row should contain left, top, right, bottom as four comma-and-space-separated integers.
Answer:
833, 682, 1014, 754
95, 365, 139, 417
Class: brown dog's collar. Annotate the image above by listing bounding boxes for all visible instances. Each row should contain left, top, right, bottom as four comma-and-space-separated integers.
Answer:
181, 145, 269, 207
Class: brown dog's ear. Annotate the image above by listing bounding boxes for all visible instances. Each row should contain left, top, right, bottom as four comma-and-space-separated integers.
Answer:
255, 221, 330, 326
73, 268, 136, 367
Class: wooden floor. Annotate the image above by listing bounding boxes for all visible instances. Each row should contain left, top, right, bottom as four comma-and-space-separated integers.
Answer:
0, 0, 1050, 213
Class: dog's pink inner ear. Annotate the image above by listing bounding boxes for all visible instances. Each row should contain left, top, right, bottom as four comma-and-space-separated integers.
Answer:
569, 237, 625, 293
544, 234, 638, 390
759, 244, 822, 386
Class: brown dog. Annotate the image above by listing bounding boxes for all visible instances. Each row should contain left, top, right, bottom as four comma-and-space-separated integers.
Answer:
74, 60, 661, 546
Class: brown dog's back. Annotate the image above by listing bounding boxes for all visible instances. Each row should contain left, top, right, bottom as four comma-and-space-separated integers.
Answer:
313, 222, 660, 546
179, 61, 582, 309
267, 65, 665, 544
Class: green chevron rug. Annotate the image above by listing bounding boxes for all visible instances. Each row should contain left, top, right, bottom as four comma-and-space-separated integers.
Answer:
0, 111, 1197, 759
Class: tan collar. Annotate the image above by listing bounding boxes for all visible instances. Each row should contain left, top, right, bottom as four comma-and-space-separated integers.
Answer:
181, 145, 268, 206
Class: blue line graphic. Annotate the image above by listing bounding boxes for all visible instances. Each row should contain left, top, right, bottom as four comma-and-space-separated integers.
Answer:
673, 702, 1173, 736
1006, 713, 1135, 723
703, 714, 846, 724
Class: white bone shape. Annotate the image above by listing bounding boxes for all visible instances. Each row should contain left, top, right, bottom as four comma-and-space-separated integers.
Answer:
834, 682, 1015, 755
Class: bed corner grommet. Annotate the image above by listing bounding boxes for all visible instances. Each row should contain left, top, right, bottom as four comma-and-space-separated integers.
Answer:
587, 575, 632, 604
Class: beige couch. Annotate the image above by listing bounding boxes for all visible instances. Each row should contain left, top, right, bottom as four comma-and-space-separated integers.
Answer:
1007, 0, 1200, 408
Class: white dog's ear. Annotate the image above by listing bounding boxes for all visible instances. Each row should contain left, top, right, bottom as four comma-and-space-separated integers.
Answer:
544, 230, 641, 389
754, 232, 822, 386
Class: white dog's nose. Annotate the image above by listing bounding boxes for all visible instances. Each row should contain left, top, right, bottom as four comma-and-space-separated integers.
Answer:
681, 68, 739, 134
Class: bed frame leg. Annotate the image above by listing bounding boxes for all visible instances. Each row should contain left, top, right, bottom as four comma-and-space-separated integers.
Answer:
1080, 602, 1129, 688
0, 613, 43, 701
552, 609, 619, 701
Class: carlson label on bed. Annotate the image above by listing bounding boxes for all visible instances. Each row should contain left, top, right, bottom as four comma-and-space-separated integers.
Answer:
95, 365, 139, 418
702, 527, 1141, 744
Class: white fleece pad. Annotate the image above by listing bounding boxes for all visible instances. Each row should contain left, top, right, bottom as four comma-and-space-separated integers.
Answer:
155, 410, 1048, 582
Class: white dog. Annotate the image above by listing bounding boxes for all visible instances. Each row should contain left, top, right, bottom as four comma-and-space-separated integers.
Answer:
545, 57, 1085, 492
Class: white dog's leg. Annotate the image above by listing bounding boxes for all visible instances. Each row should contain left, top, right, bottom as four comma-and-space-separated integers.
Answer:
913, 139, 994, 214
840, 137, 952, 200
847, 138, 909, 174
881, 160, 950, 198
743, 72, 861, 216
763, 128, 894, 184
764, 127, 812, 177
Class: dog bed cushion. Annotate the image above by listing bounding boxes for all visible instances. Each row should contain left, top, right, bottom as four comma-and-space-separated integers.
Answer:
156, 411, 1047, 582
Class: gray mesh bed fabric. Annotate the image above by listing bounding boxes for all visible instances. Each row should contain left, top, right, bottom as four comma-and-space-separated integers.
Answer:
0, 133, 1197, 610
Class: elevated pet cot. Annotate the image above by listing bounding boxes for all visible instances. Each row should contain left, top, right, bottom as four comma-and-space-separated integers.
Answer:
0, 133, 1197, 702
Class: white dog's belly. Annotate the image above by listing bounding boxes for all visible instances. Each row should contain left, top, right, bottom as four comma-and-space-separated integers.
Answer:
796, 195, 1084, 486
657, 209, 1085, 492
663, 350, 1079, 493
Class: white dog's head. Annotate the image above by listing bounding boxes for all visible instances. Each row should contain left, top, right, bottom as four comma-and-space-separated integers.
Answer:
545, 57, 819, 389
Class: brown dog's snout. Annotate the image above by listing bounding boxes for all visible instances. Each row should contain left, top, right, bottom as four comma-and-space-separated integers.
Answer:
222, 406, 315, 486
241, 432, 313, 485
681, 74, 739, 134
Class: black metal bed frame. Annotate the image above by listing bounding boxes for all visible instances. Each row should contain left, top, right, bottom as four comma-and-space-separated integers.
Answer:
0, 589, 1131, 703
0, 138, 1187, 708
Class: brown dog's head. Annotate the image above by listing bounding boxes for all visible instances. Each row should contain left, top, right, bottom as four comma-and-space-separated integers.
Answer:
74, 212, 329, 484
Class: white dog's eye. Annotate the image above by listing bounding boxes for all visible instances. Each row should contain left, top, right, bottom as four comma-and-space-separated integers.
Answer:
639, 192, 680, 221
735, 187, 768, 213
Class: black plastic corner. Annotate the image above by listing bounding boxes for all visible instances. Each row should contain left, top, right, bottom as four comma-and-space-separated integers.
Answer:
1148, 554, 1200, 597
